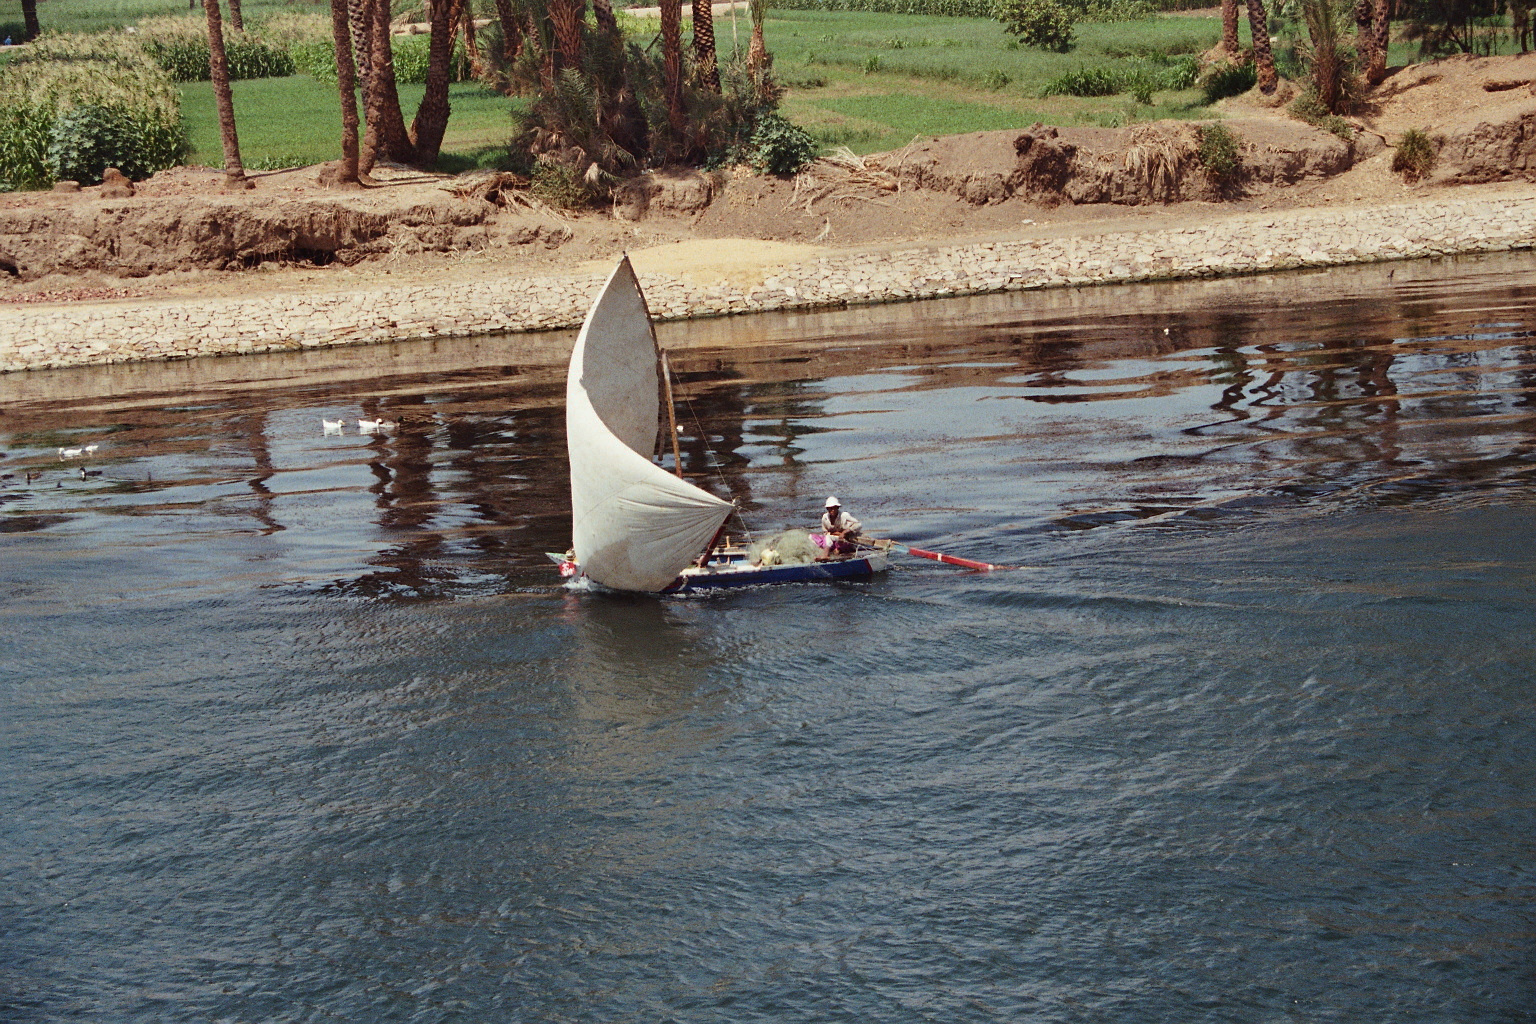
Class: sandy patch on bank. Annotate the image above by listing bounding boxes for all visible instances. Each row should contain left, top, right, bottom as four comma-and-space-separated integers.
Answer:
608, 238, 826, 289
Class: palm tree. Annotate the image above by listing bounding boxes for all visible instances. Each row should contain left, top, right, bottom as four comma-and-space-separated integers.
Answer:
748, 0, 769, 83
202, 0, 249, 188
1301, 0, 1346, 111
692, 0, 722, 93
1220, 0, 1241, 54
491, 0, 526, 71
330, 0, 361, 183
1246, 0, 1278, 92
1365, 0, 1390, 83
361, 0, 415, 169
660, 0, 686, 142
228, 0, 245, 33
21, 0, 39, 40
548, 0, 586, 72
409, 0, 464, 164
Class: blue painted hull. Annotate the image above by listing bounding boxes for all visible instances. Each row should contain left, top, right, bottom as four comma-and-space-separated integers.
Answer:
662, 553, 887, 593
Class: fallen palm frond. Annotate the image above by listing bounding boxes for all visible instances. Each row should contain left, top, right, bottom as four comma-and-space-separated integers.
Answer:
1122, 126, 1198, 201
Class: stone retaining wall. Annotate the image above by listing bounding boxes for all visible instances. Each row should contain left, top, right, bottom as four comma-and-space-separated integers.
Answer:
3, 194, 1535, 374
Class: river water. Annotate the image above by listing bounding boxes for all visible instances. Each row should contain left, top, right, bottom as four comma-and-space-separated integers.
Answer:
2, 253, 1533, 1023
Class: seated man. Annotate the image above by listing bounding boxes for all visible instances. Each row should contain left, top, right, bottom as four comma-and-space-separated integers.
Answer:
816, 496, 863, 557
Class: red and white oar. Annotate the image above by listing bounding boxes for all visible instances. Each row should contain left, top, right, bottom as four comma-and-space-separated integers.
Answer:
861, 538, 1016, 572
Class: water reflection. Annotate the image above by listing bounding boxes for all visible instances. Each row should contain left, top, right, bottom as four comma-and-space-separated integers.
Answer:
1, 252, 1534, 588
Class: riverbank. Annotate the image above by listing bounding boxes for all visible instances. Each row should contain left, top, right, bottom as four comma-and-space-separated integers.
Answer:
3, 183, 1535, 375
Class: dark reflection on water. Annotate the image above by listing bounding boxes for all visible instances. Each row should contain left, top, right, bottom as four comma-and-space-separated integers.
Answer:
2, 253, 1535, 1023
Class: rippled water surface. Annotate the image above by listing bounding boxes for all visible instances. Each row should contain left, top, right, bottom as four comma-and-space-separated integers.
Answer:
3, 253, 1534, 1023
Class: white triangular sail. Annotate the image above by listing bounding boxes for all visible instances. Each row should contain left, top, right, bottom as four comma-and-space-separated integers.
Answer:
567, 257, 734, 592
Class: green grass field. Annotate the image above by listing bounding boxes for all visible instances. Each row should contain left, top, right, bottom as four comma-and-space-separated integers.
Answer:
179, 77, 525, 170
5, 0, 1518, 170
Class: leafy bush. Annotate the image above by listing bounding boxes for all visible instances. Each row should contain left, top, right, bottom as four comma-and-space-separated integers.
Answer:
863, 53, 883, 72
1392, 127, 1436, 181
149, 40, 211, 82
1288, 91, 1355, 139
0, 104, 53, 191
981, 68, 1012, 88
1199, 59, 1256, 103
996, 0, 1076, 52
1041, 65, 1121, 96
1124, 65, 1159, 103
0, 46, 186, 190
1196, 122, 1242, 183
390, 35, 468, 85
529, 161, 592, 209
46, 103, 187, 184
290, 39, 339, 83
749, 113, 819, 175
1160, 54, 1200, 90
147, 37, 294, 82
228, 40, 295, 80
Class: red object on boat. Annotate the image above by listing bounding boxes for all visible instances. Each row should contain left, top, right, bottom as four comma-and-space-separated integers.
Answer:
904, 546, 996, 571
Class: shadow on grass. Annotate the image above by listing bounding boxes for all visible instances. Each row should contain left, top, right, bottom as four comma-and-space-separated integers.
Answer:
435, 145, 516, 175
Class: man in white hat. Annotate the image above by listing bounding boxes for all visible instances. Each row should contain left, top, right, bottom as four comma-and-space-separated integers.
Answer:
818, 496, 863, 556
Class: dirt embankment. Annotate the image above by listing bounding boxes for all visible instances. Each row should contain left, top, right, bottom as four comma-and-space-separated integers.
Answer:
1, 51, 1533, 296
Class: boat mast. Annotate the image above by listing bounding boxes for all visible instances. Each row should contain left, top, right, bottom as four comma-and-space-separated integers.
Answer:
659, 350, 685, 479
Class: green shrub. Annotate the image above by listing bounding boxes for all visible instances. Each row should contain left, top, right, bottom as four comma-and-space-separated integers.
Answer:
863, 52, 883, 72
148, 37, 294, 82
0, 104, 53, 191
996, 0, 1076, 52
1199, 59, 1256, 103
1041, 65, 1120, 96
0, 47, 186, 190
981, 68, 1011, 88
45, 102, 186, 184
1196, 121, 1241, 183
1160, 54, 1200, 89
1288, 90, 1355, 139
1124, 65, 1158, 103
749, 113, 819, 175
1392, 127, 1436, 181
290, 39, 339, 83
227, 39, 295, 80
529, 161, 592, 209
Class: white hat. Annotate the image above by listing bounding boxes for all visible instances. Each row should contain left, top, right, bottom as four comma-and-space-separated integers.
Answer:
824, 496, 840, 507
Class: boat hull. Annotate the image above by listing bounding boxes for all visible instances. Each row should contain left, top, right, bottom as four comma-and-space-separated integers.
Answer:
662, 551, 888, 593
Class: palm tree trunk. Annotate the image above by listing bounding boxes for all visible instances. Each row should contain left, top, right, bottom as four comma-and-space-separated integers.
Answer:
491, 0, 526, 66
346, 0, 379, 174
364, 0, 417, 166
1245, 0, 1278, 92
228, 0, 245, 32
409, 0, 463, 166
21, 0, 40, 40
661, 0, 686, 142
549, 0, 586, 73
330, 0, 361, 183
747, 0, 768, 84
202, 0, 249, 188
1221, 0, 1240, 53
462, 0, 486, 78
1365, 0, 1389, 83
692, 0, 721, 93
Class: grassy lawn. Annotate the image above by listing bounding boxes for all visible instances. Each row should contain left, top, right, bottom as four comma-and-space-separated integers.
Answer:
766, 10, 1222, 153
6, 1, 1522, 170
179, 77, 525, 170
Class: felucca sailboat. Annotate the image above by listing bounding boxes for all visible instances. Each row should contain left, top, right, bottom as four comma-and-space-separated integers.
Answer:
552, 256, 888, 593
